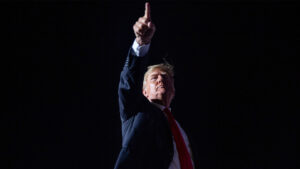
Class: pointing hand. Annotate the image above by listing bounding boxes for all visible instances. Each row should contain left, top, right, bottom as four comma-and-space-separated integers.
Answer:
133, 2, 156, 45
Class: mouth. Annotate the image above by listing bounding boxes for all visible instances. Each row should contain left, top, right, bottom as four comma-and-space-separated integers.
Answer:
156, 85, 165, 89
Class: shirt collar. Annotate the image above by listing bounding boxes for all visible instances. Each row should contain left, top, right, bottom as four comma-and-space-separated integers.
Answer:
151, 102, 171, 111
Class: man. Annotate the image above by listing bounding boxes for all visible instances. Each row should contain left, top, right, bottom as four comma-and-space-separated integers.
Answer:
114, 3, 196, 169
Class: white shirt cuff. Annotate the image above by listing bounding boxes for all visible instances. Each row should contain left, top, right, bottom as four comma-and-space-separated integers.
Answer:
131, 40, 150, 57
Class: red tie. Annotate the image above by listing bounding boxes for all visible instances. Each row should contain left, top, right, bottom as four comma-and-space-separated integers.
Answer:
163, 108, 194, 169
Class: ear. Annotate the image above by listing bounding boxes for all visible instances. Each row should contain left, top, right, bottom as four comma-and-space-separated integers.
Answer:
143, 89, 148, 97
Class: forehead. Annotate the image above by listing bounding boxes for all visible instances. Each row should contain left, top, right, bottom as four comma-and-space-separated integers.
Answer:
148, 69, 167, 76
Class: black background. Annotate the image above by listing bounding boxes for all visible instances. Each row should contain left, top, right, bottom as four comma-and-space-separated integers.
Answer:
1, 0, 298, 169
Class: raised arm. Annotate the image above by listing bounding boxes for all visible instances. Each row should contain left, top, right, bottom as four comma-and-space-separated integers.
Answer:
118, 3, 156, 122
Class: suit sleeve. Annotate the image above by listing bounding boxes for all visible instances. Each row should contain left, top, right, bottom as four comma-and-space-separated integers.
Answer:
118, 47, 149, 122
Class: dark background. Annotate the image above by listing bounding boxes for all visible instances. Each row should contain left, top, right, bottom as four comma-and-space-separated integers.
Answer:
1, 0, 298, 169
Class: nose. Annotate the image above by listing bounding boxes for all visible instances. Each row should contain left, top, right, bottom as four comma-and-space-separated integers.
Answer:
156, 75, 165, 83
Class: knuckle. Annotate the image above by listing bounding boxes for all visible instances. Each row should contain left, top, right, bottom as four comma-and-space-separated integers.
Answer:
135, 21, 141, 27
136, 24, 142, 30
141, 17, 146, 22
139, 17, 146, 23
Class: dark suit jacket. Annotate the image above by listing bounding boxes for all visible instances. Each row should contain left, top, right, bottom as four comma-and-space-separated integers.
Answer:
114, 48, 198, 169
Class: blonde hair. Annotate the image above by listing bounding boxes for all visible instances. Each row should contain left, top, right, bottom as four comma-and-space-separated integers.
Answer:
143, 63, 174, 90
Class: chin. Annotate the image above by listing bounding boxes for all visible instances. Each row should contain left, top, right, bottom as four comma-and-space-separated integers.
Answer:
157, 89, 167, 94
157, 93, 167, 100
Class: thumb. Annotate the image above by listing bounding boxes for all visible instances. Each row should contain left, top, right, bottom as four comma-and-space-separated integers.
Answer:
148, 22, 155, 31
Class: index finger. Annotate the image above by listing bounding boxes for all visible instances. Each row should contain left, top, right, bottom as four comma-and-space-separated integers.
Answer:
144, 2, 151, 20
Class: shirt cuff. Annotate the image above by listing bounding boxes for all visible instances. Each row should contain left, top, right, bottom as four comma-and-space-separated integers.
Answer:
131, 40, 150, 57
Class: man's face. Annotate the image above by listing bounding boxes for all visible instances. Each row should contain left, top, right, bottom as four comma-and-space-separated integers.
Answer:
143, 68, 175, 106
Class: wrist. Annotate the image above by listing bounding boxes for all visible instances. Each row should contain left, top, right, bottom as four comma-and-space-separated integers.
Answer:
135, 38, 151, 46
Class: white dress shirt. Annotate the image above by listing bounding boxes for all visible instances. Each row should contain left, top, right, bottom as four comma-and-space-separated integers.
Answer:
131, 40, 194, 169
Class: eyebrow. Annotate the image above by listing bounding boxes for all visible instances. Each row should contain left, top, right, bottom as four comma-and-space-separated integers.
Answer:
149, 72, 167, 77
150, 73, 158, 77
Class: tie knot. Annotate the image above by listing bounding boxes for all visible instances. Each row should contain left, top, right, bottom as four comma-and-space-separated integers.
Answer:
163, 108, 173, 118
163, 107, 170, 113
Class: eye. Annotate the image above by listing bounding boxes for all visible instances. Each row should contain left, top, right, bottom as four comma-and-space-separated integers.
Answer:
150, 75, 158, 81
